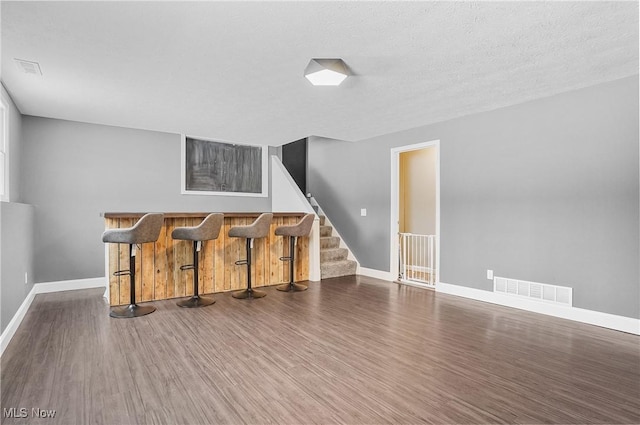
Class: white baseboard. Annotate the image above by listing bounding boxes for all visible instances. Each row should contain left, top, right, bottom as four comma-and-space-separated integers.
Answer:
0, 290, 36, 357
358, 267, 395, 281
438, 282, 640, 335
0, 277, 106, 357
32, 277, 106, 294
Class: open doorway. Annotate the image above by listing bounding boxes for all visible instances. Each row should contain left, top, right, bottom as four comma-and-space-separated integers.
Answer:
282, 138, 307, 194
390, 140, 440, 289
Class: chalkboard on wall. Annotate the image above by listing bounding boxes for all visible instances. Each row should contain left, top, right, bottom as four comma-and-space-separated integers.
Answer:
181, 136, 268, 197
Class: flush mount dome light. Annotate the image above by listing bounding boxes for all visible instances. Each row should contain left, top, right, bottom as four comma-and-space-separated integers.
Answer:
304, 58, 348, 86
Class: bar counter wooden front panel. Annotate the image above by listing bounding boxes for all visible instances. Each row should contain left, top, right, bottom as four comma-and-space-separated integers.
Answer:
105, 213, 309, 306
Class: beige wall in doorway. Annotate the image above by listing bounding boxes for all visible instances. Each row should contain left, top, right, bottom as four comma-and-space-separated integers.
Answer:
399, 147, 436, 235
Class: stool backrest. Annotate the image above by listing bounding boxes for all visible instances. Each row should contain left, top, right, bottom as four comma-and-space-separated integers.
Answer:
228, 213, 273, 239
249, 213, 273, 239
293, 213, 315, 237
196, 213, 224, 241
275, 213, 316, 237
129, 213, 164, 244
102, 213, 165, 244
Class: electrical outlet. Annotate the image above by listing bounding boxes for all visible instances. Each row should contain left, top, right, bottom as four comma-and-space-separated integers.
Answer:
487, 269, 493, 280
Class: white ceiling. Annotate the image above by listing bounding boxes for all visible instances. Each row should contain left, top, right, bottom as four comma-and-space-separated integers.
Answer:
2, 1, 638, 146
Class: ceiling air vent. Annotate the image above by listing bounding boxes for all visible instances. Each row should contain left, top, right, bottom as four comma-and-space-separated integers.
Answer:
14, 58, 42, 76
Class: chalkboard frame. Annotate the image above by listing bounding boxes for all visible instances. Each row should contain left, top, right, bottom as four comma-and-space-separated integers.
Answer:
181, 135, 268, 197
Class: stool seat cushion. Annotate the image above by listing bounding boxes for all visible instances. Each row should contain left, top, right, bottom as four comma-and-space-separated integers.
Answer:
228, 213, 273, 239
172, 213, 224, 241
275, 213, 315, 237
102, 213, 164, 244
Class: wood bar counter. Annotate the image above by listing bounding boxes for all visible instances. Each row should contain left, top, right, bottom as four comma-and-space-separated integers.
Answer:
104, 212, 309, 306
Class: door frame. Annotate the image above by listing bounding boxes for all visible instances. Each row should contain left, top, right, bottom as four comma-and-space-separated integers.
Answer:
389, 139, 440, 288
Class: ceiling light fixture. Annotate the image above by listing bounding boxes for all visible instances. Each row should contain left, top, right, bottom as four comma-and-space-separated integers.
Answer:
304, 58, 348, 86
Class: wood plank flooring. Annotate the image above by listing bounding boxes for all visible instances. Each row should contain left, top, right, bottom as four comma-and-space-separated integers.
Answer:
2, 275, 639, 424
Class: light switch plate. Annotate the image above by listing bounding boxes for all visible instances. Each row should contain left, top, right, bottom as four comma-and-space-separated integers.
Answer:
487, 269, 493, 280
360, 208, 367, 217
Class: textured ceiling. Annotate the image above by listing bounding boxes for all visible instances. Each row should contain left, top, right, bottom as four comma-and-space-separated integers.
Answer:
1, 1, 638, 146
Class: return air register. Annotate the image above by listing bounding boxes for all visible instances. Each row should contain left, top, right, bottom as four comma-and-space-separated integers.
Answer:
14, 58, 42, 75
494, 276, 572, 307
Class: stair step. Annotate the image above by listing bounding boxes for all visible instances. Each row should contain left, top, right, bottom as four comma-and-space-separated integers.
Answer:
321, 247, 348, 262
319, 216, 326, 226
320, 236, 340, 250
321, 260, 357, 279
320, 225, 333, 237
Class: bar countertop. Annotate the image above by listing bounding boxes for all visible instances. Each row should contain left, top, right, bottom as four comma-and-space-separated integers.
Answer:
104, 212, 307, 219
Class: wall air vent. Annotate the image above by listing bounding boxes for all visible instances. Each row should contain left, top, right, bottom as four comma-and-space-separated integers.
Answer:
14, 58, 42, 76
494, 276, 572, 307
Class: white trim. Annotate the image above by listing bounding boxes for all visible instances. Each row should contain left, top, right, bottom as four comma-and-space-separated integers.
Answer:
398, 279, 436, 291
357, 267, 437, 290
32, 277, 106, 294
437, 282, 640, 335
0, 277, 107, 357
180, 134, 268, 197
390, 140, 440, 287
104, 242, 110, 300
308, 218, 322, 282
0, 92, 9, 202
358, 267, 394, 281
0, 290, 35, 356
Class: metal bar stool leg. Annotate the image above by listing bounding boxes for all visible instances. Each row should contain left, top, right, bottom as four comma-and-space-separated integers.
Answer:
228, 213, 272, 300
232, 238, 267, 299
277, 236, 308, 292
103, 213, 163, 318
110, 244, 157, 318
177, 241, 216, 308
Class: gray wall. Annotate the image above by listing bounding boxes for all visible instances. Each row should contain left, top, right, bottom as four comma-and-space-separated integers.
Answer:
309, 76, 639, 319
0, 86, 34, 334
0, 202, 35, 333
21, 117, 271, 283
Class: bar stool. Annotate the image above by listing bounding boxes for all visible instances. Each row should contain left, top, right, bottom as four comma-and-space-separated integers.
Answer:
275, 213, 315, 292
102, 213, 164, 318
172, 213, 224, 308
228, 213, 273, 299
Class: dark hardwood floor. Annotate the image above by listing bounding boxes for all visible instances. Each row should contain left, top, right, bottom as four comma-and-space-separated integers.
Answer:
2, 275, 639, 424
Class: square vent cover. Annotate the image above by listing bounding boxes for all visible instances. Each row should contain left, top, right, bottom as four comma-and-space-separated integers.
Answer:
14, 59, 42, 76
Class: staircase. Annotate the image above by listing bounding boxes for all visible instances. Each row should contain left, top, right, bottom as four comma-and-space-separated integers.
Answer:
319, 215, 357, 279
